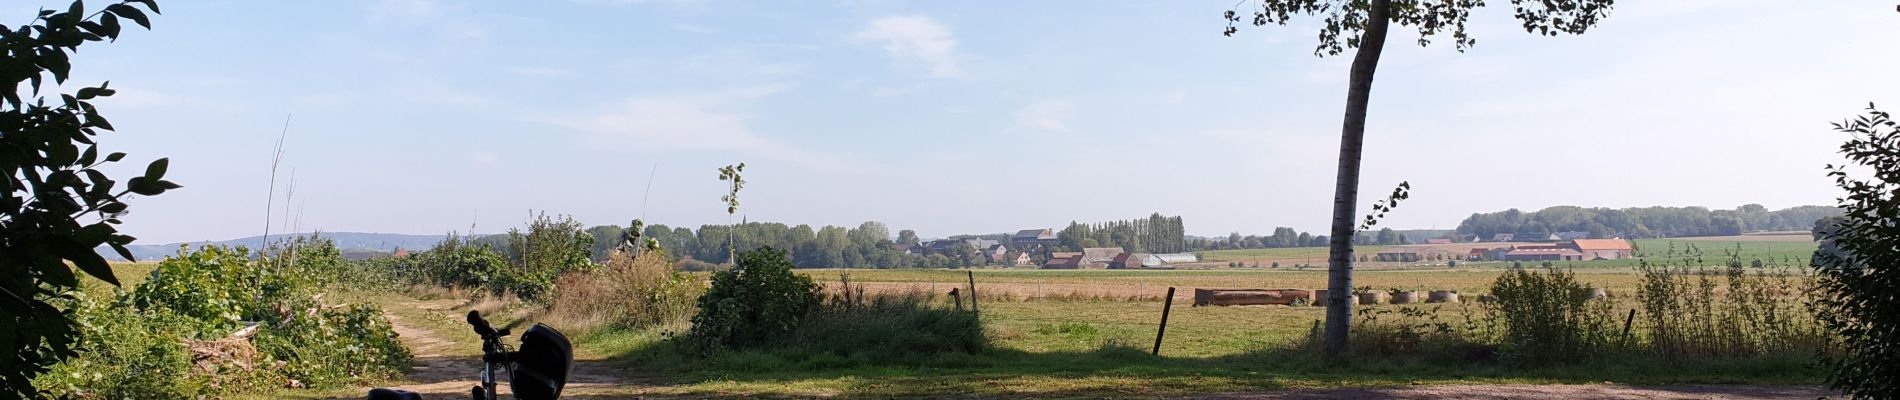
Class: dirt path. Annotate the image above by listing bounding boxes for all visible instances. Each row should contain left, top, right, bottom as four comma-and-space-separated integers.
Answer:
362, 298, 653, 398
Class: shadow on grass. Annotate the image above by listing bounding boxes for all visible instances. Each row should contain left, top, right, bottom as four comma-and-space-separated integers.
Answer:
578, 334, 1825, 399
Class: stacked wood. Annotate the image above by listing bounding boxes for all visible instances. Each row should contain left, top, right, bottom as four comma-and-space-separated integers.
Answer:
1391, 291, 1423, 304
1427, 290, 1461, 303
1193, 288, 1314, 306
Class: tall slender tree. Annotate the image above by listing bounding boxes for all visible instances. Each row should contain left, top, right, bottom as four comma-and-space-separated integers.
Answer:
1224, 0, 1614, 357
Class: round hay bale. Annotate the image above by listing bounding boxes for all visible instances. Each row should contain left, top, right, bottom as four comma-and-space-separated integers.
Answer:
1581, 288, 1608, 300
1312, 289, 1357, 306
1391, 291, 1423, 304
1358, 291, 1389, 305
1427, 290, 1461, 303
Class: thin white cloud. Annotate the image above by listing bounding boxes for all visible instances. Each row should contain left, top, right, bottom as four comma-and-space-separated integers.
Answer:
1013, 99, 1074, 132
853, 15, 964, 78
555, 86, 851, 172
670, 22, 717, 34
510, 66, 575, 77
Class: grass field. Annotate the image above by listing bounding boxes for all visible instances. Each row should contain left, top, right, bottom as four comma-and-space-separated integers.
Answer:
564, 264, 1821, 397
1189, 235, 1819, 270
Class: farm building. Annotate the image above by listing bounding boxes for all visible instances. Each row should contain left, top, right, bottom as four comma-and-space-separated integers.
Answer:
1140, 253, 1198, 265
1040, 255, 1085, 269
1426, 238, 1452, 244
1108, 253, 1143, 269
1374, 247, 1454, 262
1011, 229, 1057, 246
1467, 247, 1507, 261
1554, 231, 1592, 241
1488, 233, 1515, 242
1572, 239, 1634, 260
982, 244, 1010, 264
1080, 247, 1123, 264
1502, 246, 1585, 261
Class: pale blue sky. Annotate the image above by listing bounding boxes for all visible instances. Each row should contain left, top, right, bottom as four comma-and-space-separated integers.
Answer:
17, 0, 1899, 243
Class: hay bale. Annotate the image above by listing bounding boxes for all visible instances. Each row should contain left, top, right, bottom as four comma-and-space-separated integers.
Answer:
1193, 288, 1314, 306
1580, 288, 1608, 300
1427, 290, 1461, 303
1358, 291, 1389, 305
1313, 289, 1358, 306
1391, 291, 1423, 304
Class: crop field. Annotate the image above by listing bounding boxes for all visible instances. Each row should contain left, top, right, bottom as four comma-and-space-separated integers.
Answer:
1189, 236, 1819, 270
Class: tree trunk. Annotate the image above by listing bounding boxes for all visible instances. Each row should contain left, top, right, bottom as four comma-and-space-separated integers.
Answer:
1322, 0, 1393, 357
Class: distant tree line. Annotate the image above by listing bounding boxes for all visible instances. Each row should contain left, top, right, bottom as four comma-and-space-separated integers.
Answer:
1455, 204, 1842, 239
570, 221, 995, 269
1055, 213, 1188, 253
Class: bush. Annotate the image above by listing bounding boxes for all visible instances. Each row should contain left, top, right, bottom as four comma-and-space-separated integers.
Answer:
1486, 266, 1615, 363
405, 233, 510, 290
1813, 103, 1900, 399
501, 212, 597, 302
686, 247, 821, 351
545, 250, 703, 332
60, 239, 413, 395
252, 302, 410, 387
34, 299, 203, 399
130, 245, 267, 338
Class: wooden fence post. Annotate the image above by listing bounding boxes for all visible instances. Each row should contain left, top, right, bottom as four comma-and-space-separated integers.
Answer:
968, 270, 979, 317
1620, 308, 1637, 347
1153, 287, 1176, 356
950, 288, 963, 311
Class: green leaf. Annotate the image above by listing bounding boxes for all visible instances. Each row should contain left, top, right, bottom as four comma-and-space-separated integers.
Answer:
99, 12, 121, 39
127, 0, 161, 14
37, 48, 71, 83
99, 202, 126, 214
40, 257, 79, 287
110, 243, 135, 262
144, 158, 168, 179
70, 251, 119, 286
104, 152, 124, 162
107, 4, 151, 29
78, 145, 97, 165
127, 176, 160, 196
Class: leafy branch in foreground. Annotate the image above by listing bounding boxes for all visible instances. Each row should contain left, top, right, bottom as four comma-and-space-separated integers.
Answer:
1814, 102, 1900, 399
0, 1, 169, 395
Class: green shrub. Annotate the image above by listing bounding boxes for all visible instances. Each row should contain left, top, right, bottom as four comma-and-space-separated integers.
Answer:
408, 233, 509, 290
1812, 103, 1900, 399
130, 245, 266, 338
686, 247, 821, 351
59, 239, 413, 395
34, 298, 203, 399
253, 302, 411, 387
1486, 266, 1615, 363
501, 212, 596, 301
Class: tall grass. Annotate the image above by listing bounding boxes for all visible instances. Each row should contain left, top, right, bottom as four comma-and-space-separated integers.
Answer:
542, 250, 702, 333
1635, 249, 1829, 358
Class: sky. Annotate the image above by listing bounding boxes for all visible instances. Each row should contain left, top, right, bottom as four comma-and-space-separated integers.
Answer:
13, 0, 1899, 243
